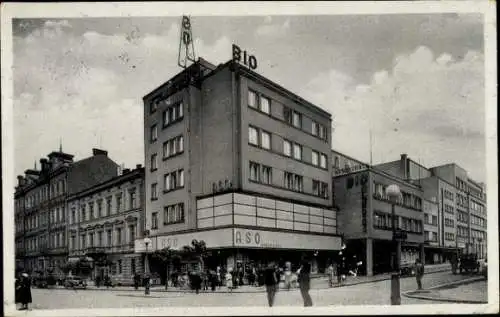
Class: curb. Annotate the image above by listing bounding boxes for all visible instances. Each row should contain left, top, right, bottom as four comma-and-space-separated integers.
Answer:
402, 276, 487, 304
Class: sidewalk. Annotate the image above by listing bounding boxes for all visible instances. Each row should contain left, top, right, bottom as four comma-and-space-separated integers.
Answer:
48, 263, 451, 293
403, 276, 487, 304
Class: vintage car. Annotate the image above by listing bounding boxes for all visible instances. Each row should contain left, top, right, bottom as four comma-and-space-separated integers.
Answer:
63, 276, 87, 289
459, 253, 480, 274
400, 262, 415, 277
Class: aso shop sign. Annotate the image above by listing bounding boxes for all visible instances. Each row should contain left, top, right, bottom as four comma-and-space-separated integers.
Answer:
234, 229, 281, 249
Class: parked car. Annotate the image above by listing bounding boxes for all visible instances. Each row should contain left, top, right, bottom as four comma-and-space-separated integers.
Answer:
400, 262, 415, 277
459, 253, 480, 274
63, 276, 87, 289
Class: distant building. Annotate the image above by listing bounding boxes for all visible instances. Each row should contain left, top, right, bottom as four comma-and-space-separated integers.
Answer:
375, 154, 487, 262
14, 148, 119, 274
332, 151, 424, 276
67, 165, 144, 285
141, 58, 342, 273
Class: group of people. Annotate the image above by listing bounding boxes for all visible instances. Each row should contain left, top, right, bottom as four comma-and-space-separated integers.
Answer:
15, 273, 32, 310
263, 260, 313, 307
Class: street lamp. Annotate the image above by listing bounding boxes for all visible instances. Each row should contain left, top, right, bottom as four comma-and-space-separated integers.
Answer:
386, 184, 402, 305
143, 237, 152, 295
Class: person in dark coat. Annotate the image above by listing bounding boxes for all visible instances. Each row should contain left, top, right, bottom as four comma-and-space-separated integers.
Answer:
264, 262, 278, 307
18, 273, 32, 310
414, 259, 425, 290
298, 260, 313, 307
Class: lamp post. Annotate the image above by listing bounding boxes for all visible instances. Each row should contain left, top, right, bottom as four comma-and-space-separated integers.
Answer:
143, 237, 152, 295
386, 184, 402, 305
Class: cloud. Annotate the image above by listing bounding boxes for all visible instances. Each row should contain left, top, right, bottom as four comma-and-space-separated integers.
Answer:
255, 18, 291, 37
12, 19, 235, 176
300, 45, 485, 181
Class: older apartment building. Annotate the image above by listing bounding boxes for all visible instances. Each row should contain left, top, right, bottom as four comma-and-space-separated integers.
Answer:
375, 154, 487, 262
332, 151, 424, 276
141, 58, 341, 272
14, 148, 119, 274
67, 166, 145, 284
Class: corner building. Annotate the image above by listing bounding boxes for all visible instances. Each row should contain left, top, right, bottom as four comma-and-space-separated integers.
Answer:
142, 59, 341, 272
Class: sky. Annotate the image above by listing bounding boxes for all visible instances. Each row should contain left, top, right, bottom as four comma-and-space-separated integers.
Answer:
12, 13, 487, 182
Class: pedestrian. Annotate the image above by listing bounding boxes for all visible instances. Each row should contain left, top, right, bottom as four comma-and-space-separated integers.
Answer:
284, 262, 293, 290
225, 269, 233, 292
297, 260, 313, 307
264, 262, 278, 307
133, 272, 140, 290
414, 258, 425, 290
327, 263, 334, 287
17, 273, 32, 310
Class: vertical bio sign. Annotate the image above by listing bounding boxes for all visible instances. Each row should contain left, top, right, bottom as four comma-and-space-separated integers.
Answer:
178, 15, 196, 68
232, 44, 258, 70
361, 173, 368, 233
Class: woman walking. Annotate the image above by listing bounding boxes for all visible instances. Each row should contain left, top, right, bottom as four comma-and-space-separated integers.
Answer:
17, 273, 32, 310
298, 260, 313, 307
264, 262, 278, 307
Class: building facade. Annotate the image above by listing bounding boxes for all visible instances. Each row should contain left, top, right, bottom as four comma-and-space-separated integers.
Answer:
14, 148, 119, 275
67, 166, 145, 285
141, 58, 342, 273
375, 154, 487, 262
332, 152, 425, 276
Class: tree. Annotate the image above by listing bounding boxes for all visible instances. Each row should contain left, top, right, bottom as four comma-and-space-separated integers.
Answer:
180, 239, 209, 272
151, 247, 177, 289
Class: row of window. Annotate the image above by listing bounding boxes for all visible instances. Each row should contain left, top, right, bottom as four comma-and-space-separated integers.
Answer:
445, 232, 455, 241
455, 177, 468, 192
470, 200, 485, 215
151, 203, 185, 228
443, 189, 454, 201
72, 189, 138, 224
444, 204, 454, 214
151, 169, 185, 199
72, 225, 136, 250
372, 211, 423, 233
249, 126, 328, 169
457, 225, 468, 237
150, 101, 184, 142
470, 214, 486, 228
424, 230, 438, 242
49, 231, 66, 249
150, 135, 184, 171
249, 162, 272, 185
248, 90, 328, 141
373, 182, 422, 210
22, 179, 67, 209
471, 229, 486, 240
444, 218, 455, 228
457, 211, 469, 223
25, 236, 48, 252
424, 214, 438, 226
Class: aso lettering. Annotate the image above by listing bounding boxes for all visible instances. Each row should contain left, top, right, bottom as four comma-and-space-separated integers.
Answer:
232, 44, 257, 70
235, 230, 261, 245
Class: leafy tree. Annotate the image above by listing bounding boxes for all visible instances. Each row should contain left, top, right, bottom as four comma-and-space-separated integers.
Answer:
180, 239, 210, 272
151, 247, 178, 289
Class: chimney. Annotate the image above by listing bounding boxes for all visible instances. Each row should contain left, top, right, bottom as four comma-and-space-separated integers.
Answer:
136, 164, 142, 169
400, 154, 408, 179
40, 158, 48, 172
92, 148, 108, 156
17, 175, 25, 187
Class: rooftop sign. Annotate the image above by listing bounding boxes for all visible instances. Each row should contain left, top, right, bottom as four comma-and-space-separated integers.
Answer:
232, 44, 257, 70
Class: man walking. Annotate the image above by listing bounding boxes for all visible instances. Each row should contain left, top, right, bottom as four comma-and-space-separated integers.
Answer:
414, 258, 425, 290
264, 262, 278, 307
298, 260, 313, 307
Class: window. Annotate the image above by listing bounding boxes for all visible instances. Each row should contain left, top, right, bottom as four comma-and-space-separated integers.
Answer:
260, 96, 270, 114
118, 259, 122, 274
178, 136, 184, 153
131, 259, 136, 275
261, 131, 271, 149
70, 235, 76, 250
116, 228, 122, 245
312, 121, 318, 136
249, 162, 260, 182
89, 233, 94, 247
164, 174, 171, 191
284, 172, 294, 190
248, 90, 257, 108
163, 203, 185, 225
179, 170, 184, 187
81, 205, 86, 222
129, 189, 136, 209
81, 234, 86, 249
106, 197, 112, 216
97, 231, 103, 247
248, 126, 258, 145
262, 165, 272, 185
150, 99, 159, 113
292, 111, 301, 128
151, 153, 158, 171
150, 125, 158, 142
116, 193, 122, 213
151, 183, 158, 200
89, 203, 94, 219
162, 102, 184, 127
71, 208, 76, 224
293, 143, 302, 160
283, 140, 292, 157
107, 230, 112, 246
129, 225, 136, 243
311, 151, 319, 166
293, 174, 303, 192
320, 154, 327, 169
152, 212, 158, 229
97, 201, 102, 218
